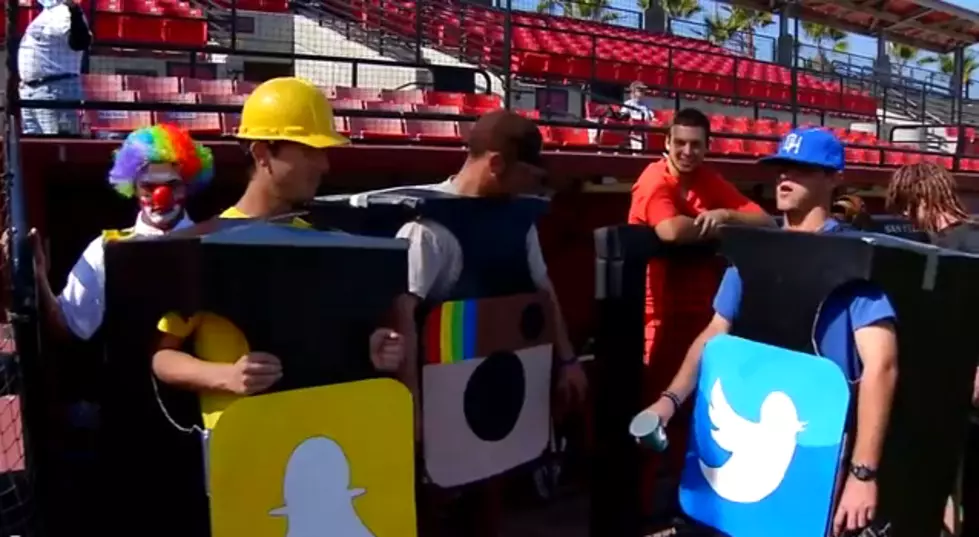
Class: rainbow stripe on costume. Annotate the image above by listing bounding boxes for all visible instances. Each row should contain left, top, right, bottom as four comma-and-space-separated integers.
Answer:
424, 300, 477, 365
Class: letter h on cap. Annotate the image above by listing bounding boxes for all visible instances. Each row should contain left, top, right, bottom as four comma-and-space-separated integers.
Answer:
782, 133, 803, 155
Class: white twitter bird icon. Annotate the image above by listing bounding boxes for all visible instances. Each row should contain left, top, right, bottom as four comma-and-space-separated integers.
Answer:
699, 379, 806, 504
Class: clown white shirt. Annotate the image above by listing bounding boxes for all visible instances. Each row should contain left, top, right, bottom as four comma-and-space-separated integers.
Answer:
57, 214, 195, 340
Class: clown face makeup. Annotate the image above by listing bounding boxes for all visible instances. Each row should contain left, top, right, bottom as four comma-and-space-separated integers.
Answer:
136, 163, 188, 229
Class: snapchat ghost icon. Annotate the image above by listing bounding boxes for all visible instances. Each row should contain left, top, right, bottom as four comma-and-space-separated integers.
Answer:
208, 379, 416, 537
270, 437, 376, 537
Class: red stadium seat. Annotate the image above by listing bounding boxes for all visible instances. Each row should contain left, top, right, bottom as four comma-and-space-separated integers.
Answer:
331, 99, 365, 110
234, 81, 258, 95
348, 117, 407, 140
381, 89, 425, 105
596, 120, 630, 148
425, 92, 467, 107
221, 113, 240, 135
365, 101, 413, 112
82, 74, 123, 93
465, 93, 502, 110
197, 93, 247, 106
119, 1, 166, 43
85, 110, 153, 133
182, 78, 235, 95
550, 127, 592, 148
85, 90, 137, 102
136, 92, 197, 103
124, 75, 180, 94
153, 111, 222, 134
414, 104, 461, 115
405, 119, 460, 142
334, 116, 349, 137
335, 86, 381, 101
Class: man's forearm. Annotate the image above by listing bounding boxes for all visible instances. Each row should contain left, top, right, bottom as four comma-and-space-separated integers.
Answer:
37, 278, 70, 339
545, 287, 576, 364
851, 359, 898, 466
727, 210, 776, 228
152, 349, 232, 393
656, 216, 701, 243
665, 329, 712, 403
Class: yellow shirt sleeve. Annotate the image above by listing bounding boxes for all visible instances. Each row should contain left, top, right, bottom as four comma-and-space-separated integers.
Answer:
157, 312, 202, 339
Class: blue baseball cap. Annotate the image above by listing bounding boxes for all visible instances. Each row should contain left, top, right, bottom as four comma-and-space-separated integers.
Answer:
759, 128, 845, 172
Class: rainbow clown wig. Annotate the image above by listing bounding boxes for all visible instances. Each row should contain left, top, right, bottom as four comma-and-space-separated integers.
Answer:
107, 124, 215, 198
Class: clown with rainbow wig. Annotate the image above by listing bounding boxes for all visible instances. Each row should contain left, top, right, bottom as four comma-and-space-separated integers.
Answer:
33, 124, 214, 342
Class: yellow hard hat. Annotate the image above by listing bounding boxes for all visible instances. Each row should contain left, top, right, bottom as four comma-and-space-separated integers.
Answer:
236, 77, 349, 149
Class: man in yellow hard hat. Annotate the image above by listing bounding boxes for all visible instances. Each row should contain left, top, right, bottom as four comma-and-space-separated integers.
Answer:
224, 76, 350, 222
150, 78, 406, 466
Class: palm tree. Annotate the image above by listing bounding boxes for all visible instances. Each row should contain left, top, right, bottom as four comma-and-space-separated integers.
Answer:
801, 22, 849, 73
918, 50, 978, 90
704, 9, 738, 47
726, 6, 773, 57
703, 6, 771, 57
637, 0, 700, 33
536, 0, 619, 22
888, 43, 920, 78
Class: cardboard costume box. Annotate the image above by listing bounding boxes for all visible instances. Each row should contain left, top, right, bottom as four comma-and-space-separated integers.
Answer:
689, 226, 979, 537
98, 218, 408, 536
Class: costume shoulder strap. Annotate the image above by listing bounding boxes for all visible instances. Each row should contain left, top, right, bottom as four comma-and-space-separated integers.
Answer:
101, 227, 136, 243
101, 228, 135, 242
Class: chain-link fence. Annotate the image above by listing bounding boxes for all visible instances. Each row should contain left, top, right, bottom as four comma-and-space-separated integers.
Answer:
1, 24, 41, 531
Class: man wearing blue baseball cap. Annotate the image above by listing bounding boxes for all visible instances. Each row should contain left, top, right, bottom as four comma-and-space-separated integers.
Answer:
644, 128, 899, 536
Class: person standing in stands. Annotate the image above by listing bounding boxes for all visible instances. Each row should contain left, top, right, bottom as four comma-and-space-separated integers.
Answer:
622, 81, 656, 121
25, 124, 211, 341
627, 107, 773, 518
151, 78, 405, 453
647, 128, 899, 536
395, 110, 587, 537
17, 0, 91, 135
886, 161, 979, 536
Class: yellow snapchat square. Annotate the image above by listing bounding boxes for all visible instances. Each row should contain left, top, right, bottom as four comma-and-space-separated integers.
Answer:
208, 378, 416, 537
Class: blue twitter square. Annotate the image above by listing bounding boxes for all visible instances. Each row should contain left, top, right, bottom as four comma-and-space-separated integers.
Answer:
678, 334, 851, 537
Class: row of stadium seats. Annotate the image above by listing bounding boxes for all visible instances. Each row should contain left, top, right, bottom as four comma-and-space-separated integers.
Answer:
1, 0, 288, 44
81, 75, 505, 110
339, 0, 878, 115
1, 0, 207, 45
82, 74, 256, 95
586, 104, 882, 145
61, 78, 967, 170
76, 106, 979, 171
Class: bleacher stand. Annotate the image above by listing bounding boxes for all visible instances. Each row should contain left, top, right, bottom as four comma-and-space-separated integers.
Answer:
5, 0, 979, 173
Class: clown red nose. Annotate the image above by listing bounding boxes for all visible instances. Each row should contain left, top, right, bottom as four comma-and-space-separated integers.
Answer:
151, 184, 175, 212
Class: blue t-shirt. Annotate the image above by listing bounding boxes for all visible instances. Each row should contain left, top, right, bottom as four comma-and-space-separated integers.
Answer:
711, 219, 897, 381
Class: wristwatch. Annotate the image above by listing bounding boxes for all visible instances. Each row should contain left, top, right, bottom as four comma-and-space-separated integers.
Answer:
849, 464, 878, 482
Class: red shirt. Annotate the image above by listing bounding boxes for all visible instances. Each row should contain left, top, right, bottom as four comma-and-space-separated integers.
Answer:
628, 160, 765, 356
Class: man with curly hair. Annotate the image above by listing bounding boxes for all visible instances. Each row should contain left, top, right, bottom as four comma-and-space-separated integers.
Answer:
30, 123, 214, 341
887, 162, 979, 536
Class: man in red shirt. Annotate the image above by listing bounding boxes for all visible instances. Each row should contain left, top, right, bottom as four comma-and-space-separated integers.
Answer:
627, 107, 773, 519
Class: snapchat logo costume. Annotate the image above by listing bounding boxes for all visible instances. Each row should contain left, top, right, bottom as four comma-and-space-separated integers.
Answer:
101, 217, 411, 537
208, 380, 415, 537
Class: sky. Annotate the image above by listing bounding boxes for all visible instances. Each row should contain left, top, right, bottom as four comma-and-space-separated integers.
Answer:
509, 0, 979, 79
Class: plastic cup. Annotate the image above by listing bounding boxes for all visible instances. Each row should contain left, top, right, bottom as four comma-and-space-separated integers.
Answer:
629, 409, 669, 452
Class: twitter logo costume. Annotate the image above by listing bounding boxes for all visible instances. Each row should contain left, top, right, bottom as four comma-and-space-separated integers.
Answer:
680, 335, 850, 537
593, 177, 979, 537
678, 224, 979, 537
